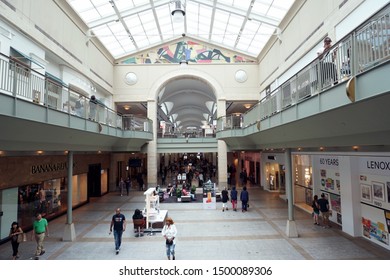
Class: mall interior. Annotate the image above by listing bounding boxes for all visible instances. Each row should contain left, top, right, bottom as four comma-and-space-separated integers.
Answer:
0, 0, 390, 259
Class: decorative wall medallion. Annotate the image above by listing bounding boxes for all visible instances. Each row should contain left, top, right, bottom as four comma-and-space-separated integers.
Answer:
125, 72, 138, 85
235, 70, 248, 83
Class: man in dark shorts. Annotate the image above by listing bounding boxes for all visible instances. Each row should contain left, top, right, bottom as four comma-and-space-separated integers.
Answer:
318, 193, 330, 228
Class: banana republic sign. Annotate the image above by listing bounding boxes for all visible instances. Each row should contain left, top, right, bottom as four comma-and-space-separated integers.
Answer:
31, 162, 75, 174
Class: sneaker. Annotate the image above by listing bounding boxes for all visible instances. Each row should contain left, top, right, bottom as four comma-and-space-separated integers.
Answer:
226, 208, 228, 211
116, 250, 119, 255
222, 209, 224, 212
39, 250, 45, 256
172, 255, 175, 260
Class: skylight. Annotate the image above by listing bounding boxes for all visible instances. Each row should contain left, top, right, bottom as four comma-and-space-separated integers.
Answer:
66, 0, 295, 59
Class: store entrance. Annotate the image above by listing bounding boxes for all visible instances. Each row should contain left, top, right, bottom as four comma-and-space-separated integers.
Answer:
88, 164, 102, 197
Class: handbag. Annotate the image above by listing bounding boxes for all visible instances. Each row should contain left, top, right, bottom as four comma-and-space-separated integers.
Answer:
17, 232, 26, 243
166, 238, 173, 245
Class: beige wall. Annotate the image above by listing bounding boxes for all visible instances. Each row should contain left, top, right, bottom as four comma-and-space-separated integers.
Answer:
113, 64, 260, 104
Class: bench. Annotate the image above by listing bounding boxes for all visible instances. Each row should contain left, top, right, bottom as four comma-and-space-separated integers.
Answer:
181, 195, 192, 202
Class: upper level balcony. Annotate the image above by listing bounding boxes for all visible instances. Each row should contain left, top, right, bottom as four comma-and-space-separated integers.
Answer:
0, 54, 152, 152
216, 5, 390, 151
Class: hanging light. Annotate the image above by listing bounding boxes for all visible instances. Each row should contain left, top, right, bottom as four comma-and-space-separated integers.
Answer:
171, 0, 185, 23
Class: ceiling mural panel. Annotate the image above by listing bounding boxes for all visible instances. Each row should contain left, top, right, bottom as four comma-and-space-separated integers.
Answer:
120, 40, 257, 64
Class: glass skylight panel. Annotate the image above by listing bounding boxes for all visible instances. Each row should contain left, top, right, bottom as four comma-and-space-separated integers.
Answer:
114, 0, 137, 10
160, 23, 174, 40
251, 1, 271, 17
232, 0, 252, 10
267, 6, 285, 20
187, 19, 198, 35
137, 38, 151, 48
198, 24, 210, 39
118, 36, 133, 48
259, 24, 275, 37
79, 9, 101, 23
218, 0, 233, 5
211, 30, 224, 43
228, 14, 244, 31
222, 37, 236, 47
92, 25, 116, 43
148, 33, 161, 45
108, 21, 126, 36
67, 0, 296, 59
90, 0, 108, 6
214, 9, 230, 25
125, 15, 142, 30
236, 36, 251, 51
95, 3, 115, 18
67, 0, 94, 13
247, 44, 262, 55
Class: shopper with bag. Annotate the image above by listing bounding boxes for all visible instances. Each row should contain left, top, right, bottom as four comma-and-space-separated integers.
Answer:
9, 221, 23, 260
162, 217, 177, 260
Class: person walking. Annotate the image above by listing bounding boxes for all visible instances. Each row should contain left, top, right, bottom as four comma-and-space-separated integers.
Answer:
161, 217, 177, 260
9, 221, 23, 260
125, 177, 131, 196
32, 213, 49, 258
110, 208, 126, 255
221, 187, 229, 212
318, 193, 330, 228
240, 186, 249, 212
312, 195, 320, 226
230, 186, 238, 211
119, 178, 125, 196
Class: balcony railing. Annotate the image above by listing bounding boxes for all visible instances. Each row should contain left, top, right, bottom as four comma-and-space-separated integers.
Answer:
0, 54, 152, 133
217, 4, 390, 131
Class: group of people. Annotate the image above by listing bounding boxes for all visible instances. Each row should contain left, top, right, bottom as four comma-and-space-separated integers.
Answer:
221, 186, 249, 212
109, 207, 177, 260
9, 212, 49, 260
118, 177, 132, 196
312, 193, 331, 228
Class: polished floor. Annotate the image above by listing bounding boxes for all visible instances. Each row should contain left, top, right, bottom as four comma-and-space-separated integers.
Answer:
1, 185, 390, 260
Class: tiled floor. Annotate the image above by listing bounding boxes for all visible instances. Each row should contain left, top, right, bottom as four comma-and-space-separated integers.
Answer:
1, 186, 390, 260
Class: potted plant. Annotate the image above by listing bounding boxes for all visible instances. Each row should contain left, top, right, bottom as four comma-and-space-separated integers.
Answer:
191, 185, 196, 194
176, 186, 182, 202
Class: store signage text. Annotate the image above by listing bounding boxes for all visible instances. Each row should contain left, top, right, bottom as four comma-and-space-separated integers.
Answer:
31, 162, 69, 174
319, 158, 339, 166
366, 160, 390, 171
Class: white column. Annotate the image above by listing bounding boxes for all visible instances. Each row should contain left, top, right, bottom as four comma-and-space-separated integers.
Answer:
285, 148, 298, 237
63, 151, 76, 241
217, 98, 227, 187
339, 155, 361, 236
147, 99, 158, 186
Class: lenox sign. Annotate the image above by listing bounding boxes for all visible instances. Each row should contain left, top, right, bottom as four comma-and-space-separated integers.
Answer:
359, 157, 390, 176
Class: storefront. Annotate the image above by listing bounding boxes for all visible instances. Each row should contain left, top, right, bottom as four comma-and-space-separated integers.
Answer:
292, 154, 313, 209
0, 153, 109, 242
292, 152, 390, 250
261, 153, 286, 196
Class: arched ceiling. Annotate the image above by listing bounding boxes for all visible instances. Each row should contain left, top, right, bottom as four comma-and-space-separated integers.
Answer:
158, 77, 216, 131
115, 76, 258, 131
